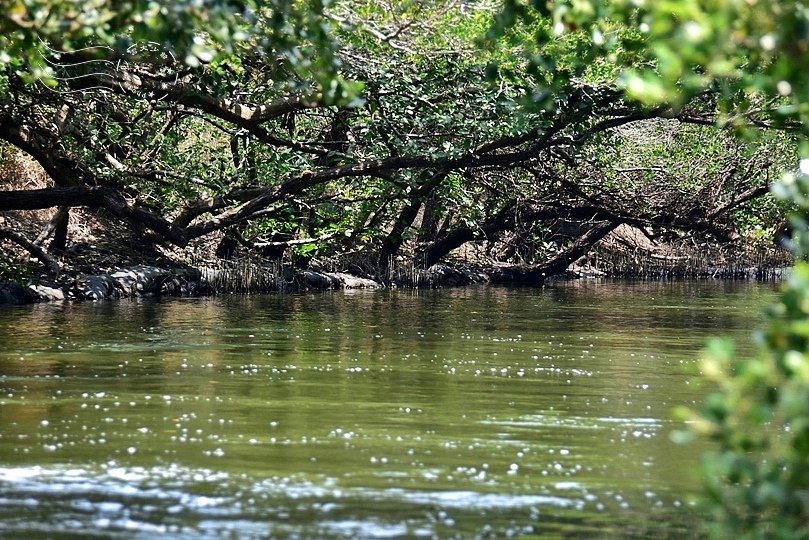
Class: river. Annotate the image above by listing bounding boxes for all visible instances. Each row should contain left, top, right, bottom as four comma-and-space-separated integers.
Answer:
0, 279, 778, 538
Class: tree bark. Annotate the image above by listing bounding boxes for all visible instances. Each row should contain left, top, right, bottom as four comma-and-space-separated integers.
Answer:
377, 200, 421, 271
377, 170, 449, 270
48, 206, 70, 254
417, 196, 441, 244
0, 186, 112, 211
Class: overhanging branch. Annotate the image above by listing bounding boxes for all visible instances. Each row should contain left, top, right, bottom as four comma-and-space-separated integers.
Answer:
0, 229, 61, 277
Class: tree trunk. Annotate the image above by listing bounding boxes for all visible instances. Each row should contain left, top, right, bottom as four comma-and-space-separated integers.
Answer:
490, 222, 618, 283
0, 186, 110, 210
48, 206, 70, 254
377, 200, 421, 271
417, 196, 440, 244
418, 201, 518, 268
376, 170, 449, 270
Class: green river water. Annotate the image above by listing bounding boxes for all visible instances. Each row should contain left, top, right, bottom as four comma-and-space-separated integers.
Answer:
0, 280, 778, 538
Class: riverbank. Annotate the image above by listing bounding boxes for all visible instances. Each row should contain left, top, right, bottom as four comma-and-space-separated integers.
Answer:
0, 255, 791, 306
0, 208, 792, 305
0, 264, 379, 305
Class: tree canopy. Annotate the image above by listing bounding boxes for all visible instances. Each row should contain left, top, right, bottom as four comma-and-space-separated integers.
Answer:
493, 1, 809, 127
0, 0, 794, 282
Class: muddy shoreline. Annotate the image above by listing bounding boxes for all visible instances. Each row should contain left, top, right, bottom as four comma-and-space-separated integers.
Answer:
0, 259, 790, 306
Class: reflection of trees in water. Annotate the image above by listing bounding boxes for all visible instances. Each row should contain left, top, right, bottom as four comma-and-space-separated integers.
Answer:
0, 284, 773, 420
544, 280, 773, 336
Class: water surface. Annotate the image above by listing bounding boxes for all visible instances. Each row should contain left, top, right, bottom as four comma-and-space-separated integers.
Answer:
0, 280, 778, 537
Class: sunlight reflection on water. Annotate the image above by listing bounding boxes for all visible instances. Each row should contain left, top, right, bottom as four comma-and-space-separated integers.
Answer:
0, 281, 778, 537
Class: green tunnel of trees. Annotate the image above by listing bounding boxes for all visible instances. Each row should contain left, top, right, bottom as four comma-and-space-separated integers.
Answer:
7, 2, 809, 537
0, 1, 801, 281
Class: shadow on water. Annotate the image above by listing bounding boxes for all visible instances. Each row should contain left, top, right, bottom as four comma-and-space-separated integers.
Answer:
0, 279, 778, 538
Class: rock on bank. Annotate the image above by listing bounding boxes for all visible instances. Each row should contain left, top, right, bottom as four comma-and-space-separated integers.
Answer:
0, 265, 387, 305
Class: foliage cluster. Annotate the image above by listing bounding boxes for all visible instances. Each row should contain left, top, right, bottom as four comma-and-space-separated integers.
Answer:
692, 170, 809, 538
493, 0, 809, 132
0, 0, 354, 99
0, 252, 32, 285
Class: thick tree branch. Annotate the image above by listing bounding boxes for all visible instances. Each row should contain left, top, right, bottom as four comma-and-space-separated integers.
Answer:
0, 228, 61, 277
70, 71, 330, 156
489, 222, 618, 283
0, 186, 114, 210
